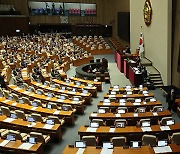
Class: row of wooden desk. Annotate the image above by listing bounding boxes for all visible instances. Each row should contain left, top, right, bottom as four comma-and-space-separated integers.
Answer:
63, 144, 180, 154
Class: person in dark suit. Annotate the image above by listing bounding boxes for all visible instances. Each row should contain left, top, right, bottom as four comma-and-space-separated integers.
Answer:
166, 88, 176, 112
0, 71, 7, 89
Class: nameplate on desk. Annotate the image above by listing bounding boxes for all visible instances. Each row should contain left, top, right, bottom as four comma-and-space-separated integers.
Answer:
76, 148, 85, 154
24, 91, 30, 94
3, 118, 14, 123
0, 140, 10, 146
115, 114, 121, 117
18, 143, 34, 150
153, 146, 172, 153
53, 110, 60, 115
133, 113, 138, 117
71, 101, 80, 104
109, 95, 116, 98
12, 103, 17, 106
86, 127, 97, 132
141, 127, 152, 132
153, 112, 158, 116
143, 102, 147, 104
35, 83, 40, 86
160, 126, 170, 131
43, 124, 54, 129
103, 103, 111, 106
14, 87, 21, 91
74, 85, 79, 88
58, 90, 65, 93
101, 148, 113, 154
91, 113, 98, 117
122, 95, 126, 97
41, 85, 46, 88
109, 128, 115, 133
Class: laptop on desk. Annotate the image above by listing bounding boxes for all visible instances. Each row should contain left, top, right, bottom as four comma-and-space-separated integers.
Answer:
28, 136, 37, 144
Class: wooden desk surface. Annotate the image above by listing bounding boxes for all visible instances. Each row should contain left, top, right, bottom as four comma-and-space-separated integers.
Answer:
78, 124, 180, 136
0, 138, 43, 154
97, 100, 162, 108
104, 93, 154, 99
52, 79, 97, 90
8, 85, 83, 107
63, 144, 180, 154
109, 87, 148, 92
89, 110, 171, 120
62, 145, 154, 154
31, 81, 91, 98
0, 97, 73, 117
70, 77, 102, 86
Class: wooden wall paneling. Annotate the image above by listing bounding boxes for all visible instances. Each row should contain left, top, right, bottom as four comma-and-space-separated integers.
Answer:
172, 0, 180, 88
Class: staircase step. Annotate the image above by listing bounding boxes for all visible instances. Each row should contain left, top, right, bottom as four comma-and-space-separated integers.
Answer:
150, 78, 162, 81
149, 74, 161, 77
153, 81, 163, 84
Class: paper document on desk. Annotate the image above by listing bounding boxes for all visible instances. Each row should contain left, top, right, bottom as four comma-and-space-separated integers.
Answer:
68, 91, 76, 94
115, 114, 121, 117
57, 99, 64, 102
153, 146, 172, 153
14, 87, 21, 91
24, 91, 30, 94
160, 126, 170, 131
109, 95, 116, 98
119, 103, 126, 106
43, 124, 54, 129
53, 110, 60, 115
109, 128, 115, 133
12, 103, 17, 106
3, 118, 14, 123
76, 148, 85, 154
86, 127, 97, 132
103, 103, 111, 106
133, 103, 141, 106
18, 143, 34, 150
141, 127, 152, 132
134, 113, 138, 117
0, 140, 10, 146
31, 107, 37, 111
91, 113, 98, 117
153, 112, 158, 116
100, 148, 113, 154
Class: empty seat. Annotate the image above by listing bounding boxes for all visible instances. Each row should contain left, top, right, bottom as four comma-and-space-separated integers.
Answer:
114, 119, 127, 127
152, 106, 163, 112
170, 132, 180, 145
31, 113, 44, 122
104, 72, 110, 83
111, 136, 126, 147
12, 93, 19, 102
61, 104, 73, 111
92, 119, 104, 126
138, 119, 151, 127
36, 89, 44, 95
142, 134, 157, 147
82, 136, 97, 146
30, 132, 50, 144
21, 97, 31, 106
1, 106, 11, 117
32, 99, 42, 107
117, 107, 128, 113
127, 98, 135, 103
27, 86, 36, 93
15, 110, 26, 120
47, 116, 63, 124
160, 117, 174, 126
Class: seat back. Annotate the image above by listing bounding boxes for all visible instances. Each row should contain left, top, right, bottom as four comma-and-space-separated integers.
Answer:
82, 136, 96, 146
3, 90, 9, 98
15, 110, 26, 120
111, 136, 126, 147
12, 93, 19, 102
92, 119, 104, 126
136, 107, 146, 113
36, 89, 44, 95
31, 113, 43, 122
1, 106, 10, 117
142, 134, 156, 147
47, 116, 60, 124
152, 106, 163, 112
30, 132, 45, 144
23, 83, 29, 90
22, 97, 31, 105
161, 117, 173, 126
8, 130, 22, 140
32, 99, 42, 107
171, 132, 180, 144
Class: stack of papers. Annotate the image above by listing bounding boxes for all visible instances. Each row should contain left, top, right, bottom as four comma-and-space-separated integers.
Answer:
43, 124, 54, 129
119, 103, 126, 106
31, 107, 37, 111
109, 128, 115, 133
141, 127, 152, 132
101, 149, 113, 154
0, 140, 10, 146
109, 95, 116, 98
91, 113, 98, 117
86, 127, 97, 132
160, 126, 171, 131
153, 146, 172, 153
133, 103, 141, 106
18, 143, 34, 150
76, 148, 86, 154
12, 103, 17, 106
3, 118, 14, 123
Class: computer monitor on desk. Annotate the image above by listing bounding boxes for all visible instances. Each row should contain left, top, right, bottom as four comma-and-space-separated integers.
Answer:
28, 137, 37, 144
158, 140, 168, 147
142, 121, 151, 127
130, 141, 141, 148
75, 141, 86, 148
103, 142, 113, 149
